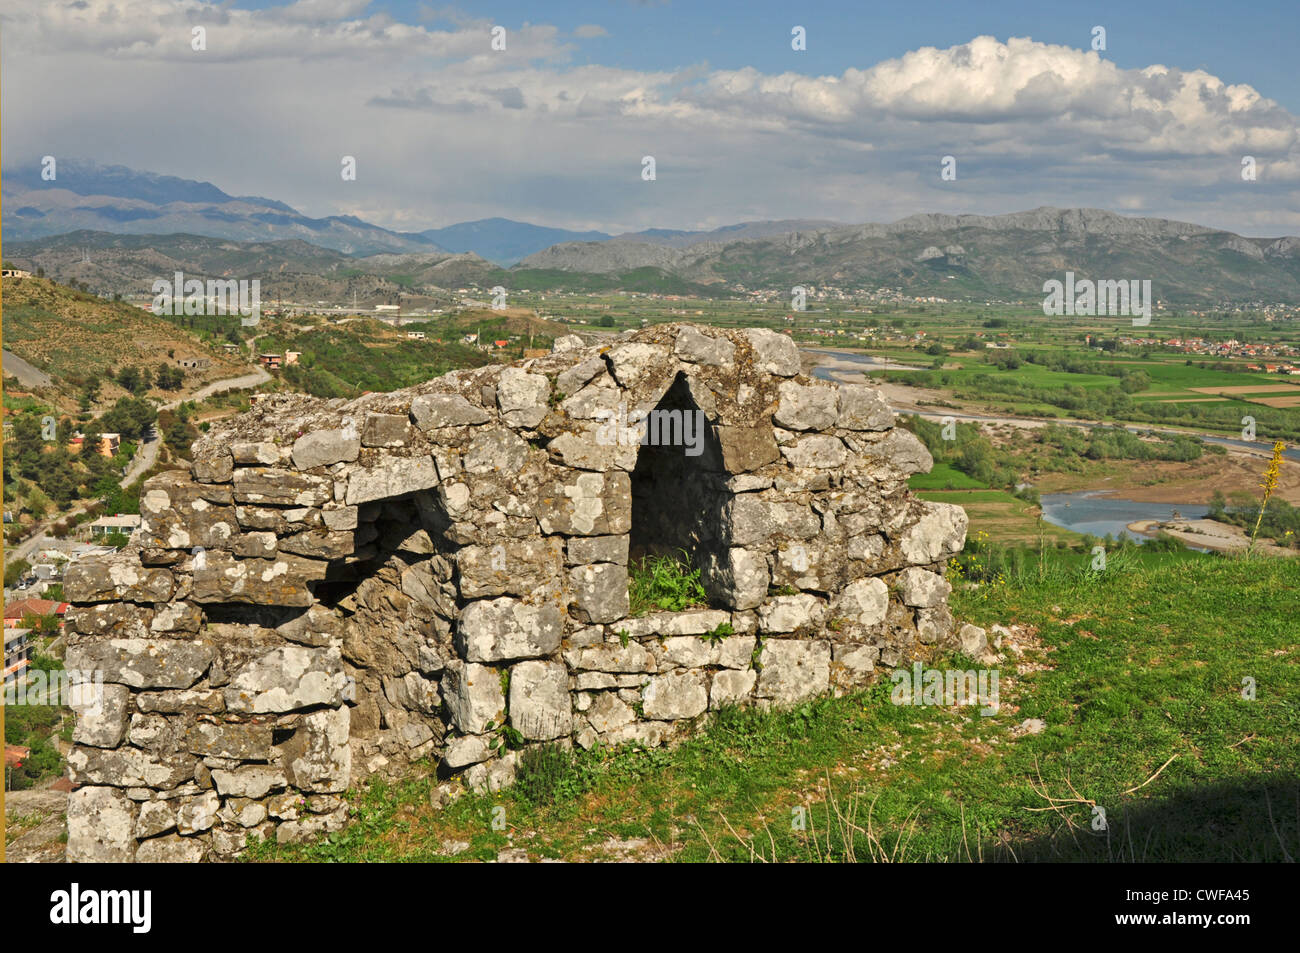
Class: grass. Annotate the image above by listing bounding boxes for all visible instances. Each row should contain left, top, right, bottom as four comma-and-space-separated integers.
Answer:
627, 550, 709, 616
249, 553, 1299, 863
916, 488, 1079, 546
4, 812, 47, 847
907, 462, 989, 490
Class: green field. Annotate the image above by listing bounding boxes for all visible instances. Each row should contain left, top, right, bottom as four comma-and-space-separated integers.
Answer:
248, 553, 1300, 863
907, 462, 989, 490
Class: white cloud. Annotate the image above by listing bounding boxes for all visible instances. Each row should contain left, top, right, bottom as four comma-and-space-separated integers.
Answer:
1, 3, 1296, 235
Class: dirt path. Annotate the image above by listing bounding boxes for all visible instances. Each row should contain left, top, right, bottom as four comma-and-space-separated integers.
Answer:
2, 349, 54, 387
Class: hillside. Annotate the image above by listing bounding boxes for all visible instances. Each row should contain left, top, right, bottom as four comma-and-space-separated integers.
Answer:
250, 553, 1300, 863
521, 207, 1300, 305
4, 160, 442, 255
11, 206, 1300, 307
1, 277, 252, 411
6, 232, 497, 304
251, 315, 516, 397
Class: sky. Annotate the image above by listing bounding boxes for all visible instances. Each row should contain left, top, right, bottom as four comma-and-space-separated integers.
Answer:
3, 0, 1298, 237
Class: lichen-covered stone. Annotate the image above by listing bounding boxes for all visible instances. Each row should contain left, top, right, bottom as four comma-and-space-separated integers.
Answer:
508, 660, 572, 740
291, 427, 361, 470
191, 552, 322, 606
66, 787, 137, 862
899, 501, 968, 564
563, 641, 655, 674
456, 598, 564, 662
742, 328, 800, 376
442, 661, 506, 734
837, 384, 894, 431
568, 563, 630, 624
345, 455, 440, 504
280, 707, 351, 793
65, 554, 174, 604
71, 683, 131, 748
774, 381, 839, 431
224, 646, 347, 713
66, 745, 197, 790
896, 567, 952, 608
757, 640, 831, 705
233, 467, 333, 506
496, 368, 550, 428
410, 393, 490, 429
710, 669, 757, 709
65, 638, 214, 689
833, 577, 890, 627
642, 671, 708, 721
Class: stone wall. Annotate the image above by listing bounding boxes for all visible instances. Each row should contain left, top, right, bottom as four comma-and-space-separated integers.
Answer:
60, 324, 967, 861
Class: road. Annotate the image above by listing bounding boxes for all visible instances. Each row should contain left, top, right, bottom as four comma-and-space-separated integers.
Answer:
2, 349, 53, 387
5, 366, 272, 568
166, 366, 270, 408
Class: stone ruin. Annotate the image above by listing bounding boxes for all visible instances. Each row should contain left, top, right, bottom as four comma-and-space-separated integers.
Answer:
59, 323, 968, 861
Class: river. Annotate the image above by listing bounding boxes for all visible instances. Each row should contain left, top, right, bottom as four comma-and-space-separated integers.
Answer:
1038, 491, 1208, 542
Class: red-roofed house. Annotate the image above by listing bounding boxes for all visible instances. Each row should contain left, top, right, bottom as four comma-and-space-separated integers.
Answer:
3, 598, 69, 627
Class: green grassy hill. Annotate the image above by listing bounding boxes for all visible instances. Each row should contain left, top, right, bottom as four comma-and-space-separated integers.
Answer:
254, 319, 495, 398
250, 552, 1299, 863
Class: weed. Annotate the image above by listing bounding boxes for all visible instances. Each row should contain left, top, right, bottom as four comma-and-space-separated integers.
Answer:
702, 621, 734, 645
628, 550, 708, 616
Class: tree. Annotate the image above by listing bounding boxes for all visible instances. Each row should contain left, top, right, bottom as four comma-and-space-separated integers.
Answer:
103, 531, 131, 550
25, 486, 51, 521
100, 397, 157, 441
155, 364, 183, 390
19, 612, 61, 636
165, 418, 194, 455
5, 559, 32, 588
43, 467, 77, 506
116, 365, 141, 394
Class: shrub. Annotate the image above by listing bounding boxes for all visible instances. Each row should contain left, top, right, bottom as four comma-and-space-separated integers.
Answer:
514, 742, 584, 805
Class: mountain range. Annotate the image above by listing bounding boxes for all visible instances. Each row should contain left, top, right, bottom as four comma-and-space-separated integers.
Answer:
5, 162, 1300, 305
4, 161, 845, 265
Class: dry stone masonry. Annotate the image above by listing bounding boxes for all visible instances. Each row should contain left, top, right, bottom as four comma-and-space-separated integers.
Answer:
61, 323, 968, 861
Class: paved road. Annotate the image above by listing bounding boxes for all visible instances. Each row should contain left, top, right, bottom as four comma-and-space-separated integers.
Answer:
170, 366, 270, 408
2, 349, 53, 387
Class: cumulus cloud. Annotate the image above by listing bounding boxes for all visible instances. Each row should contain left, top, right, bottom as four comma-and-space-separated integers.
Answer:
1, 2, 1296, 235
